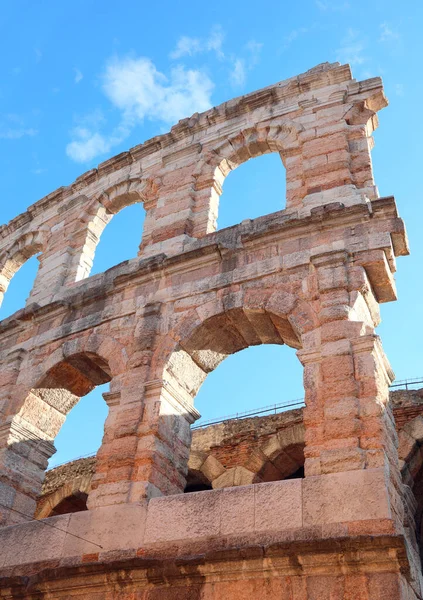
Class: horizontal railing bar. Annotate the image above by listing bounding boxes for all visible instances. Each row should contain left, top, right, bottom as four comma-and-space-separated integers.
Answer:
47, 376, 423, 470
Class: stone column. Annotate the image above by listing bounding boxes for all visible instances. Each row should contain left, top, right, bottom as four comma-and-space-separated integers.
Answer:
88, 373, 199, 508
298, 250, 404, 528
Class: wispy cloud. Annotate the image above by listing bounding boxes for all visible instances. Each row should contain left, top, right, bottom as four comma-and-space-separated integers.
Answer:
379, 23, 400, 43
245, 40, 263, 66
230, 59, 246, 87
394, 83, 404, 97
170, 26, 225, 59
316, 0, 350, 10
283, 27, 309, 50
102, 56, 214, 123
336, 29, 367, 66
229, 40, 263, 88
170, 36, 202, 59
34, 47, 42, 63
66, 56, 214, 163
31, 167, 47, 175
74, 68, 83, 84
0, 114, 38, 139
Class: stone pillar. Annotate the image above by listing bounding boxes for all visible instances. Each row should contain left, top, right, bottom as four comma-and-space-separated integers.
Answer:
88, 372, 199, 508
298, 250, 404, 528
141, 160, 197, 255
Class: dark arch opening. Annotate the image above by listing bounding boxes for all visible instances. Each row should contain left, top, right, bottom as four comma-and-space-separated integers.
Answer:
49, 492, 88, 516
184, 469, 213, 494
90, 202, 146, 276
412, 463, 423, 565
216, 153, 286, 230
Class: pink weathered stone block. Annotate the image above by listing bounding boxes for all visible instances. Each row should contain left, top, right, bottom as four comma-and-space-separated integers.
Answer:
302, 469, 391, 526
63, 502, 148, 556
220, 485, 255, 535
254, 480, 302, 532
144, 489, 222, 543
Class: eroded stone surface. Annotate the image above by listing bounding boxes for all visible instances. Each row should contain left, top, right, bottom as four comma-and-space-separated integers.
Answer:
0, 62, 417, 599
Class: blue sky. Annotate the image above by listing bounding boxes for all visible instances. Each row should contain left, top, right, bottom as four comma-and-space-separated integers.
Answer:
0, 0, 422, 467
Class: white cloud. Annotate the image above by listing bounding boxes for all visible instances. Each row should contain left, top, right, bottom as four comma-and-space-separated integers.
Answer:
34, 47, 42, 63
0, 127, 37, 140
206, 25, 225, 59
170, 25, 225, 60
230, 58, 246, 87
102, 56, 214, 124
74, 68, 83, 83
379, 23, 400, 43
31, 167, 47, 175
170, 36, 202, 59
0, 114, 38, 139
66, 129, 117, 163
66, 56, 214, 163
336, 29, 366, 66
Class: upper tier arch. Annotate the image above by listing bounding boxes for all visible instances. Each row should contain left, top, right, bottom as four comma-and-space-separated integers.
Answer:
0, 62, 387, 311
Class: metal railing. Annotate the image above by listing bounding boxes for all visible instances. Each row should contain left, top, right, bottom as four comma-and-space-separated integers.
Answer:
48, 375, 423, 469
191, 398, 305, 429
389, 376, 423, 390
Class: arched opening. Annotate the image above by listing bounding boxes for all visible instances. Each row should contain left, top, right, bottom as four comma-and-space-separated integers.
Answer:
0, 253, 40, 319
194, 344, 303, 424
90, 202, 146, 276
48, 492, 88, 516
0, 228, 45, 320
7, 351, 112, 521
161, 303, 306, 495
48, 384, 109, 469
194, 122, 301, 237
184, 469, 213, 493
216, 153, 286, 230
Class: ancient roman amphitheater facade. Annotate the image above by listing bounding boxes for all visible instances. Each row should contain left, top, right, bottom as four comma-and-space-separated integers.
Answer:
0, 62, 420, 599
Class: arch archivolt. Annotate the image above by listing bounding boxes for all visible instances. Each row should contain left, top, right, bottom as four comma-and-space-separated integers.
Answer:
194, 121, 303, 187
88, 174, 161, 217
187, 423, 305, 490
35, 474, 92, 519
398, 416, 423, 488
0, 229, 48, 305
149, 283, 318, 435
67, 174, 161, 283
191, 120, 304, 236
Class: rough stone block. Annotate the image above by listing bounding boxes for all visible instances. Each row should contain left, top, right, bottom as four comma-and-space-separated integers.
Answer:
303, 469, 391, 526
255, 479, 302, 532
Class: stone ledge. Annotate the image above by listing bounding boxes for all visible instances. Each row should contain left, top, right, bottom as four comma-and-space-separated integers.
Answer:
0, 469, 392, 572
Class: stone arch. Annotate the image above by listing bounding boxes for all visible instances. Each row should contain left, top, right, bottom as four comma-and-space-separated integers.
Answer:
192, 121, 304, 236
15, 332, 129, 396
149, 287, 311, 496
254, 423, 305, 483
71, 175, 159, 281
1, 337, 127, 523
398, 416, 423, 488
188, 424, 305, 491
398, 416, 423, 565
35, 474, 92, 519
155, 287, 316, 397
0, 229, 48, 308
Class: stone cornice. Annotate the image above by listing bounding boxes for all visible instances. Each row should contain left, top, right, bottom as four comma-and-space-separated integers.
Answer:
0, 62, 381, 241
0, 197, 407, 352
